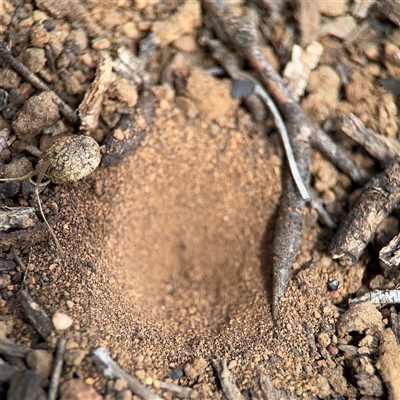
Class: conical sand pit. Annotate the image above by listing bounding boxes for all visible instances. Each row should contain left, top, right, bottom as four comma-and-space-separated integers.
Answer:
18, 105, 335, 394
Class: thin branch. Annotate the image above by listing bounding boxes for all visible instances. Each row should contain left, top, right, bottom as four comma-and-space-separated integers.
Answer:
48, 338, 66, 400
200, 36, 310, 201
330, 160, 400, 264
202, 1, 311, 320
212, 359, 245, 400
92, 347, 164, 400
341, 113, 400, 167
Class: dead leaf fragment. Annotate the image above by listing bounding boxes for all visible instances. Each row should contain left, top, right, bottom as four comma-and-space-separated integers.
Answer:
79, 58, 113, 133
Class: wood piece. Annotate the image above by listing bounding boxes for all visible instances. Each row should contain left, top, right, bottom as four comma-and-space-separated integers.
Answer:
259, 0, 283, 23
0, 357, 20, 384
18, 290, 55, 341
0, 126, 10, 154
310, 127, 370, 185
376, 0, 400, 26
48, 338, 66, 400
0, 41, 79, 125
212, 359, 244, 400
92, 347, 163, 400
390, 312, 400, 346
348, 288, 400, 306
7, 369, 44, 400
259, 373, 296, 400
0, 337, 29, 358
352, 0, 377, 18
79, 58, 113, 133
329, 161, 400, 264
101, 89, 155, 166
158, 381, 192, 399
379, 233, 400, 270
341, 114, 400, 167
0, 221, 48, 248
0, 206, 38, 231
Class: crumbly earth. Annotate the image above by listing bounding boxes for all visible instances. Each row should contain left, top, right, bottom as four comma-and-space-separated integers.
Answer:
1, 1, 400, 399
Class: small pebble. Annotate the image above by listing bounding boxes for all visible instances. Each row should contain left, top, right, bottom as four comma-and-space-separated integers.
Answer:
25, 349, 53, 381
60, 379, 102, 400
11, 92, 59, 139
171, 369, 183, 380
52, 312, 73, 330
114, 378, 128, 391
117, 389, 132, 400
135, 369, 146, 381
327, 278, 339, 291
64, 348, 86, 366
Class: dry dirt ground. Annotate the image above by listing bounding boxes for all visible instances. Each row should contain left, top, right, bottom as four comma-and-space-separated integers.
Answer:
1, 1, 400, 399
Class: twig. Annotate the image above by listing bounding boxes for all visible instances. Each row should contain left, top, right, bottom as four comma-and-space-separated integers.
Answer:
203, 0, 312, 320
48, 338, 66, 400
376, 0, 400, 26
341, 113, 400, 167
259, 373, 296, 400
203, 0, 366, 187
310, 123, 370, 186
0, 126, 11, 154
18, 289, 55, 341
92, 347, 164, 400
0, 206, 38, 231
212, 359, 245, 400
158, 381, 192, 399
348, 287, 400, 307
0, 221, 48, 248
379, 233, 400, 269
200, 36, 310, 201
0, 42, 79, 125
0, 358, 21, 383
0, 337, 29, 358
253, 85, 310, 201
330, 160, 400, 264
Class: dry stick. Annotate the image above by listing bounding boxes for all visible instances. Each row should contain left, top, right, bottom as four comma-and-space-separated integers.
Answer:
157, 381, 192, 399
203, 0, 371, 319
92, 347, 164, 400
212, 359, 245, 400
48, 338, 66, 400
329, 160, 400, 265
201, 37, 310, 201
0, 126, 11, 154
310, 128, 370, 185
0, 42, 79, 125
203, 0, 311, 320
0, 159, 64, 255
348, 287, 400, 307
0, 337, 29, 358
379, 233, 400, 269
341, 113, 400, 167
203, 2, 369, 186
18, 289, 55, 341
